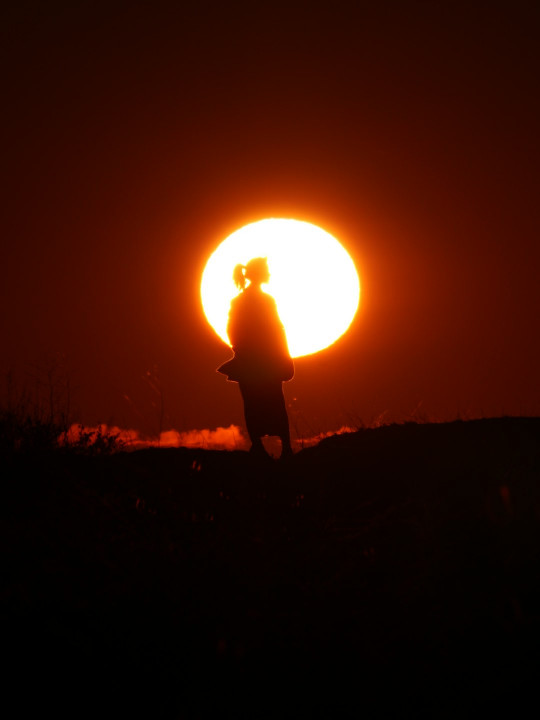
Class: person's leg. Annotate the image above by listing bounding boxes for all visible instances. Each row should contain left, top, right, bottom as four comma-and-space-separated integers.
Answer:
276, 382, 293, 457
239, 381, 292, 458
249, 436, 266, 454
280, 434, 293, 457
239, 383, 268, 455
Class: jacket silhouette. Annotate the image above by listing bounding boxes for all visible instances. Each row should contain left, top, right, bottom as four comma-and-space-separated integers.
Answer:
218, 284, 294, 384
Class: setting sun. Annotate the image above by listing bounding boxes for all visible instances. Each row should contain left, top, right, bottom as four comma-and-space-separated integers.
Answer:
201, 219, 360, 357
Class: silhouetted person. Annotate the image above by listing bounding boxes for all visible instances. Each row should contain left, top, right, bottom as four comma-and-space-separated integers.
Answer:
217, 257, 294, 458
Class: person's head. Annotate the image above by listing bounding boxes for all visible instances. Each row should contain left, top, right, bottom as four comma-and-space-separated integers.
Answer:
233, 257, 270, 290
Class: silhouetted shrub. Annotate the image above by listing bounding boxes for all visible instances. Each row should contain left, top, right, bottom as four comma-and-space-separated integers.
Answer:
0, 408, 64, 455
62, 423, 126, 455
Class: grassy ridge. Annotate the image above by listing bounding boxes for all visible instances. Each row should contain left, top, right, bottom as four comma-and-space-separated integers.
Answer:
2, 417, 540, 715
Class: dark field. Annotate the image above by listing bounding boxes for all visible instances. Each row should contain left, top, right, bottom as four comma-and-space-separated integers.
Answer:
3, 418, 540, 716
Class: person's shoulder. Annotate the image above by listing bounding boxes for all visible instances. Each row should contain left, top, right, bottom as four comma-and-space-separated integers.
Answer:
261, 289, 277, 305
229, 291, 245, 309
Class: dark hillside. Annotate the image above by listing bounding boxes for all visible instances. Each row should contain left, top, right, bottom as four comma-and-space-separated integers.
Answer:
2, 418, 540, 715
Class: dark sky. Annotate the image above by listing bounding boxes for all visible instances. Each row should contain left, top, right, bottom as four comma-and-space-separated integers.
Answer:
2, 0, 539, 439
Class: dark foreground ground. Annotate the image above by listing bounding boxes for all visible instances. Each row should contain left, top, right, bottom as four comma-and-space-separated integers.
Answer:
2, 417, 540, 716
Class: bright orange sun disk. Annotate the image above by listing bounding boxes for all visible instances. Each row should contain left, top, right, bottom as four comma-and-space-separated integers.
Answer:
201, 219, 360, 357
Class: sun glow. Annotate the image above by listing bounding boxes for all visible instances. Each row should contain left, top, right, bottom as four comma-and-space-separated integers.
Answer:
201, 218, 360, 357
